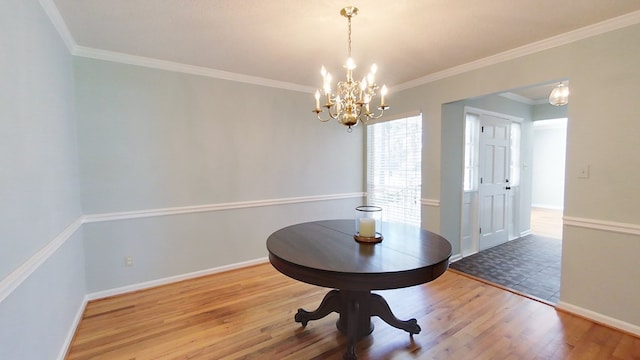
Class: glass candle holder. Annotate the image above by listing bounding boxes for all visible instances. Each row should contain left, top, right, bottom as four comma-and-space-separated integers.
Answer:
354, 206, 383, 243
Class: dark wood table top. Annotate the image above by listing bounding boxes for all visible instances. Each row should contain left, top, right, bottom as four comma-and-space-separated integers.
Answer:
267, 219, 452, 291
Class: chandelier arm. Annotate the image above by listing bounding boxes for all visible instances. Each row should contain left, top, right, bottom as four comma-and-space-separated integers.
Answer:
316, 113, 332, 122
365, 106, 389, 120
326, 104, 339, 120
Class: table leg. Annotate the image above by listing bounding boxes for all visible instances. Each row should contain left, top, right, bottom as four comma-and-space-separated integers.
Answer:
294, 289, 341, 326
370, 293, 421, 335
293, 289, 419, 359
343, 299, 358, 360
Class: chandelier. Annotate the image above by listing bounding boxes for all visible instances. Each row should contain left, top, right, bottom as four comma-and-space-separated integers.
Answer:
312, 6, 389, 132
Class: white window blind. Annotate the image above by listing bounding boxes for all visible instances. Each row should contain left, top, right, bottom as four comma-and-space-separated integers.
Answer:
366, 114, 422, 226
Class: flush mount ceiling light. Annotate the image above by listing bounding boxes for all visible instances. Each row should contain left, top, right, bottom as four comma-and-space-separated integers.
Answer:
312, 6, 389, 132
549, 82, 569, 106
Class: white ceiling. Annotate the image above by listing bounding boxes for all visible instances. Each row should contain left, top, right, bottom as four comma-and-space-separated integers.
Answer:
52, 0, 640, 99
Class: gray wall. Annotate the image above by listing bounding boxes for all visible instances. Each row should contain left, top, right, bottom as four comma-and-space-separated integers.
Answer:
74, 58, 364, 292
532, 101, 568, 120
390, 23, 640, 328
0, 1, 86, 359
3, 2, 640, 356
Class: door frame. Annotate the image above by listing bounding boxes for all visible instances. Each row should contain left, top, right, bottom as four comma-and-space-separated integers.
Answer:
460, 106, 523, 257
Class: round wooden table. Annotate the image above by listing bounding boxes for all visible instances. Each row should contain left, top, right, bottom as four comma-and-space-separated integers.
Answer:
267, 220, 452, 359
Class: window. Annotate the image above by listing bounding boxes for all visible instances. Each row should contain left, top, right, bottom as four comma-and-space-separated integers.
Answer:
464, 113, 480, 192
366, 114, 422, 226
510, 122, 521, 186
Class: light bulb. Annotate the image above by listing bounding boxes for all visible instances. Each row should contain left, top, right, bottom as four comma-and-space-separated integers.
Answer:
360, 77, 368, 91
380, 85, 388, 107
346, 58, 356, 70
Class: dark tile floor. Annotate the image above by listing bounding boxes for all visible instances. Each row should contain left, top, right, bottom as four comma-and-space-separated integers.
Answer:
449, 234, 561, 303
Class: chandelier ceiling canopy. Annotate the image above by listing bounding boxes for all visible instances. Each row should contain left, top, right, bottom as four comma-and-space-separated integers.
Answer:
312, 6, 389, 131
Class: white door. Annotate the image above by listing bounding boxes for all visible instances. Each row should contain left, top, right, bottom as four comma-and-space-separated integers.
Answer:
478, 115, 511, 250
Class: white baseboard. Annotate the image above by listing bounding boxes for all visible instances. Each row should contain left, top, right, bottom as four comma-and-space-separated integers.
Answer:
556, 301, 640, 337
86, 257, 269, 301
531, 204, 564, 210
57, 296, 89, 360
59, 257, 268, 359
449, 253, 463, 263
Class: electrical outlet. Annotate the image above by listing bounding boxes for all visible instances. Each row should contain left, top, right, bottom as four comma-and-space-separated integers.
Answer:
125, 256, 134, 267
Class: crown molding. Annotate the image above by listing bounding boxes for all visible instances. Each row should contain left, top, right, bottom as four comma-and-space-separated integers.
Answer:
39, 2, 640, 95
498, 92, 538, 105
73, 46, 315, 93
39, 0, 77, 52
392, 10, 640, 93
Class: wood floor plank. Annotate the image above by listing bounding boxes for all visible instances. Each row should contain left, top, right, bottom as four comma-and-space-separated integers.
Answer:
65, 263, 639, 359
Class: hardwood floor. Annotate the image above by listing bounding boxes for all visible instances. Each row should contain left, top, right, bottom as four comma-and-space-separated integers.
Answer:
66, 263, 640, 359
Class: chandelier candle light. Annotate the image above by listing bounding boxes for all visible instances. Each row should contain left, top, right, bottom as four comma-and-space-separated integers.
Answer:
313, 6, 389, 131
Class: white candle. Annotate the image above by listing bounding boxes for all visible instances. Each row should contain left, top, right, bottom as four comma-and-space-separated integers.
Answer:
359, 218, 376, 237
380, 85, 388, 107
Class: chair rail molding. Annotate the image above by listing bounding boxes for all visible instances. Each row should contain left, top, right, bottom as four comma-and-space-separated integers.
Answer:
421, 198, 441, 207
84, 192, 365, 223
0, 216, 84, 303
563, 216, 640, 236
1, 192, 364, 304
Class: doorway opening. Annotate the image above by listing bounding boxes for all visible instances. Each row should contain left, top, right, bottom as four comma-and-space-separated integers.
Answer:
531, 118, 567, 239
449, 82, 568, 304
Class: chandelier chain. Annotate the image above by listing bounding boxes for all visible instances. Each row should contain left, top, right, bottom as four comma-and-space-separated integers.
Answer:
347, 15, 352, 57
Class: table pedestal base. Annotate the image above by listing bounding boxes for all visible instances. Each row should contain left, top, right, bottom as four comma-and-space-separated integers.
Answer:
294, 289, 421, 360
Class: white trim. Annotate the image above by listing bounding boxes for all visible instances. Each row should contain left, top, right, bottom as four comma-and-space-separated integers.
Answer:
556, 301, 640, 337
56, 296, 88, 360
449, 253, 463, 263
520, 229, 533, 237
0, 193, 362, 304
531, 204, 564, 210
563, 216, 640, 236
421, 198, 441, 207
0, 217, 84, 303
499, 92, 538, 105
392, 10, 640, 93
40, 1, 640, 97
38, 0, 77, 52
84, 192, 365, 223
73, 46, 314, 93
57, 257, 268, 358
86, 257, 268, 301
